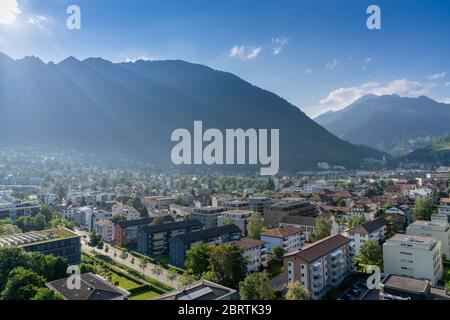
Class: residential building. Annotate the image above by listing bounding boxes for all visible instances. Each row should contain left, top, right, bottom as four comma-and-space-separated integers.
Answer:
115, 216, 174, 247
169, 224, 242, 268
0, 228, 81, 264
283, 234, 352, 300
379, 274, 450, 300
189, 206, 225, 229
264, 199, 317, 227
248, 197, 272, 214
222, 200, 251, 211
217, 210, 253, 236
234, 237, 268, 273
47, 273, 129, 300
279, 216, 318, 242
349, 203, 374, 221
437, 198, 450, 223
383, 234, 443, 285
152, 280, 238, 300
94, 219, 115, 243
142, 196, 175, 210
0, 200, 40, 222
346, 217, 387, 256
137, 220, 202, 256
111, 202, 140, 221
261, 226, 303, 254
407, 220, 450, 260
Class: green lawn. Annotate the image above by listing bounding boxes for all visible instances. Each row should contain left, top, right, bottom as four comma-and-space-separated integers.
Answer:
129, 290, 160, 300
442, 261, 450, 291
111, 272, 142, 291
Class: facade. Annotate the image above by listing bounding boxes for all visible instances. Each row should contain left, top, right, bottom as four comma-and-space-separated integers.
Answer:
279, 216, 318, 242
115, 216, 174, 247
222, 200, 251, 211
0, 228, 81, 265
234, 237, 268, 273
217, 210, 253, 236
137, 220, 202, 256
264, 199, 317, 227
143, 196, 175, 210
283, 234, 352, 300
152, 280, 238, 300
0, 200, 40, 222
169, 224, 242, 268
111, 202, 140, 221
437, 198, 450, 223
189, 206, 225, 229
47, 272, 129, 300
346, 217, 387, 256
94, 219, 115, 243
248, 197, 272, 214
406, 220, 450, 260
383, 234, 443, 285
349, 203, 373, 221
261, 226, 303, 254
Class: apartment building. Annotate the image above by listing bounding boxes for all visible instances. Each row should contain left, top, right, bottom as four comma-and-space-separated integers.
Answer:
407, 220, 450, 260
217, 210, 253, 236
115, 216, 174, 247
137, 220, 202, 256
234, 237, 268, 273
263, 199, 317, 227
142, 196, 176, 210
346, 217, 387, 256
349, 203, 374, 221
0, 200, 40, 222
437, 198, 450, 223
94, 219, 115, 243
283, 234, 352, 300
248, 197, 272, 214
189, 206, 225, 229
261, 226, 303, 254
222, 200, 251, 211
111, 202, 140, 221
0, 228, 81, 265
169, 225, 242, 268
383, 234, 443, 285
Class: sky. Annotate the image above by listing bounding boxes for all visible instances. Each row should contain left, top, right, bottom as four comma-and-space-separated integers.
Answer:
1, 0, 450, 118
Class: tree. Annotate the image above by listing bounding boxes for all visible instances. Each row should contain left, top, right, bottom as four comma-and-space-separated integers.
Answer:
359, 240, 383, 268
184, 243, 212, 278
239, 271, 275, 300
201, 270, 220, 283
31, 288, 63, 300
348, 215, 366, 228
285, 281, 310, 300
88, 231, 103, 249
26, 252, 68, 282
413, 197, 433, 221
150, 215, 165, 226
139, 256, 149, 272
209, 243, 248, 289
151, 266, 163, 277
310, 217, 332, 242
0, 267, 45, 300
385, 216, 395, 238
120, 249, 129, 260
272, 245, 284, 261
0, 247, 28, 290
167, 269, 179, 281
247, 212, 264, 240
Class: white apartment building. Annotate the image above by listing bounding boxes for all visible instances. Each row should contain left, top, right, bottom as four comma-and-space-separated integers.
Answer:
437, 198, 450, 223
217, 210, 253, 236
346, 217, 387, 256
189, 206, 225, 229
261, 226, 303, 254
284, 234, 352, 300
383, 234, 443, 285
407, 220, 450, 260
234, 238, 268, 273
111, 202, 140, 221
94, 219, 115, 242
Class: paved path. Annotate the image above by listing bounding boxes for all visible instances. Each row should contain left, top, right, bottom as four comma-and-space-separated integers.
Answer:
77, 231, 181, 289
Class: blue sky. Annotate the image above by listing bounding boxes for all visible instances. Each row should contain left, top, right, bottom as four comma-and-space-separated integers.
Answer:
1, 0, 450, 117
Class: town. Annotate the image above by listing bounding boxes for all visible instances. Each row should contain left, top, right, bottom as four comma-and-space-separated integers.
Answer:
0, 147, 449, 301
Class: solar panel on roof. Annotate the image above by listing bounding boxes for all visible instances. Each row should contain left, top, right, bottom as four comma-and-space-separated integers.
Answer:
178, 287, 214, 300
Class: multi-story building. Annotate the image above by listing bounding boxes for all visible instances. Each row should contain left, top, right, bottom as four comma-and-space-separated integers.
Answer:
279, 216, 318, 242
189, 206, 225, 229
234, 237, 268, 273
222, 200, 251, 211
217, 210, 253, 236
407, 220, 450, 260
248, 197, 272, 214
153, 280, 238, 300
142, 196, 175, 210
261, 226, 303, 254
169, 224, 242, 268
94, 219, 115, 243
263, 199, 317, 227
137, 220, 202, 256
115, 216, 174, 247
346, 217, 387, 256
0, 228, 81, 264
383, 234, 443, 285
437, 198, 450, 223
0, 200, 40, 222
283, 234, 352, 300
111, 202, 140, 221
379, 274, 450, 300
349, 203, 374, 221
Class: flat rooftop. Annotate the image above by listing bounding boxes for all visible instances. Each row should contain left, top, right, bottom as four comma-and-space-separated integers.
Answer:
0, 228, 79, 247
387, 234, 435, 245
382, 274, 429, 293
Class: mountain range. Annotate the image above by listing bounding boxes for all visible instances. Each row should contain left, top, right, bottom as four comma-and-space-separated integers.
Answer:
0, 52, 386, 173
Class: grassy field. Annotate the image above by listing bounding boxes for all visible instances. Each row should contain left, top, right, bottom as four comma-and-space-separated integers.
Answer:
111, 272, 142, 291
442, 261, 450, 291
129, 290, 160, 300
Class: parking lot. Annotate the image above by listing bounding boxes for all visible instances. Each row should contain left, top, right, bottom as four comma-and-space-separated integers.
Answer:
338, 279, 370, 300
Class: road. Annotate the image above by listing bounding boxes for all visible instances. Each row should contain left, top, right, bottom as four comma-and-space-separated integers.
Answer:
76, 229, 181, 289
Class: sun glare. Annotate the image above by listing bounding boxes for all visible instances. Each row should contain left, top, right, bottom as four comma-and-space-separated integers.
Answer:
0, 0, 21, 25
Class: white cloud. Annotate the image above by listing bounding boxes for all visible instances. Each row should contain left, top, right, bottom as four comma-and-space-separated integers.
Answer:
26, 15, 51, 29
438, 98, 450, 104
271, 37, 288, 55
305, 79, 434, 118
304, 68, 312, 75
325, 58, 339, 71
427, 72, 446, 80
229, 46, 262, 60
124, 55, 157, 63
0, 0, 21, 24
364, 57, 372, 63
